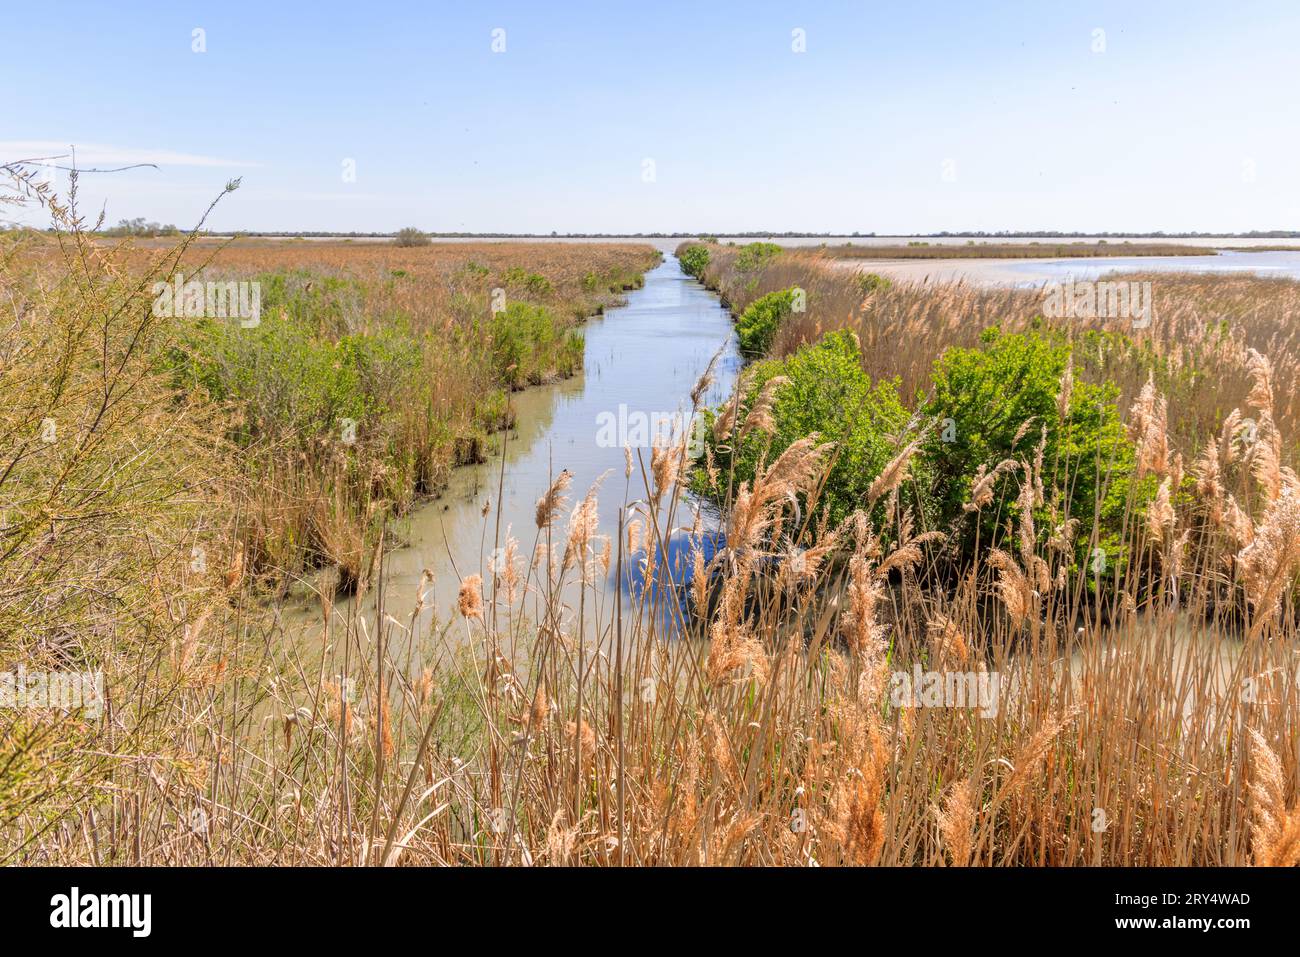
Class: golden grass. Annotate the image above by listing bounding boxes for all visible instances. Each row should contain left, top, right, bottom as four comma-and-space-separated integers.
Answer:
10, 214, 659, 597
2, 176, 1298, 867
698, 243, 1300, 452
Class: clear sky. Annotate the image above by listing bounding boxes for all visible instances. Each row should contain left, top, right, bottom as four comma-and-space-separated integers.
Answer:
4, 0, 1298, 234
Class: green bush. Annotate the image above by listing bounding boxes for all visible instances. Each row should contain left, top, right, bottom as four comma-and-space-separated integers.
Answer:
254, 270, 365, 339
699, 330, 911, 529
700, 323, 1153, 579
855, 272, 891, 295
678, 243, 711, 279
734, 242, 782, 273
921, 326, 1150, 573
394, 227, 430, 247
736, 287, 800, 357
501, 267, 554, 296
488, 302, 581, 388
164, 309, 421, 447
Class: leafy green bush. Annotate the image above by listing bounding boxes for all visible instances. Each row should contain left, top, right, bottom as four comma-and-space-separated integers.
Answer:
488, 302, 582, 388
394, 227, 430, 247
921, 326, 1149, 572
855, 272, 891, 295
678, 243, 710, 279
164, 310, 421, 446
526, 273, 554, 296
736, 287, 799, 357
254, 270, 365, 339
734, 242, 782, 273
699, 330, 911, 529
701, 323, 1153, 578
501, 267, 554, 296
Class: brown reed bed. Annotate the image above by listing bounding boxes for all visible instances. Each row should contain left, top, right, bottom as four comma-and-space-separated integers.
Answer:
2, 172, 1298, 867
9, 354, 1296, 866
692, 242, 1300, 455
5, 177, 660, 597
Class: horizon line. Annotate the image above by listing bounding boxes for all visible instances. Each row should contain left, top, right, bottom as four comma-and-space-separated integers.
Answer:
59, 229, 1300, 239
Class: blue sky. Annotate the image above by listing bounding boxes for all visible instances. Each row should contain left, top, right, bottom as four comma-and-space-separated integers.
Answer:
4, 0, 1298, 233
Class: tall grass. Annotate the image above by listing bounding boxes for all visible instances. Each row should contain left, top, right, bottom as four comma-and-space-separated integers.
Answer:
9, 352, 1295, 865
2, 179, 1298, 867
17, 215, 660, 597
687, 241, 1300, 451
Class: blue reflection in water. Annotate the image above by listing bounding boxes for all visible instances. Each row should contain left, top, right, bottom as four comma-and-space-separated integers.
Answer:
613, 528, 728, 635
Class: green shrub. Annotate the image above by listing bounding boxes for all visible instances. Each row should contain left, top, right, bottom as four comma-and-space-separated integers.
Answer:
394, 227, 430, 247
699, 330, 911, 529
921, 326, 1150, 574
501, 267, 554, 297
736, 287, 799, 357
254, 270, 365, 338
678, 243, 711, 279
735, 241, 782, 273
855, 272, 891, 295
525, 273, 554, 296
701, 323, 1152, 579
164, 309, 421, 446
488, 302, 581, 388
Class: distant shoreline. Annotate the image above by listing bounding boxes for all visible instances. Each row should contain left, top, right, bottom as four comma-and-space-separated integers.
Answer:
136, 230, 1300, 240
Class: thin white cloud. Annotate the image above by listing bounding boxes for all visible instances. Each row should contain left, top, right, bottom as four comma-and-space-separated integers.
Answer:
0, 140, 261, 169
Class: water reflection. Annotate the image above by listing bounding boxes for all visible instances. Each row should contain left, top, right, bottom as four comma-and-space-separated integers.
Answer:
286, 255, 741, 646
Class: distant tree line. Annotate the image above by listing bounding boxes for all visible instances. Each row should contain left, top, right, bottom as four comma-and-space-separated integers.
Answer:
103, 217, 179, 238
192, 228, 1300, 240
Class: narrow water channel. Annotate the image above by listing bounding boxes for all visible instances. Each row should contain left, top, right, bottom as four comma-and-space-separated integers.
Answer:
341, 253, 740, 637
278, 250, 1276, 715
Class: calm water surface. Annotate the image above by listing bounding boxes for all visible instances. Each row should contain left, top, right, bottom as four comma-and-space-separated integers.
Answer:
291, 256, 739, 642
837, 249, 1300, 286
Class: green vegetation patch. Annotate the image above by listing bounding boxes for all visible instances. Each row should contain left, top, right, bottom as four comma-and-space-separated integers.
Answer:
699, 330, 910, 529
700, 324, 1154, 575
736, 287, 801, 357
678, 243, 711, 279
488, 301, 583, 389
734, 241, 782, 273
922, 325, 1152, 575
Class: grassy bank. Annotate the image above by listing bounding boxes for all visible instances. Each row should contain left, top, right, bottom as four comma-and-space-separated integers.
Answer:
679, 240, 1300, 448
668, 238, 1300, 862
0, 169, 662, 864
12, 217, 659, 595
2, 168, 1298, 866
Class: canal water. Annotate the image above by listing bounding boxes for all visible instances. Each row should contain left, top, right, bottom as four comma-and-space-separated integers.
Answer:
359, 254, 740, 639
